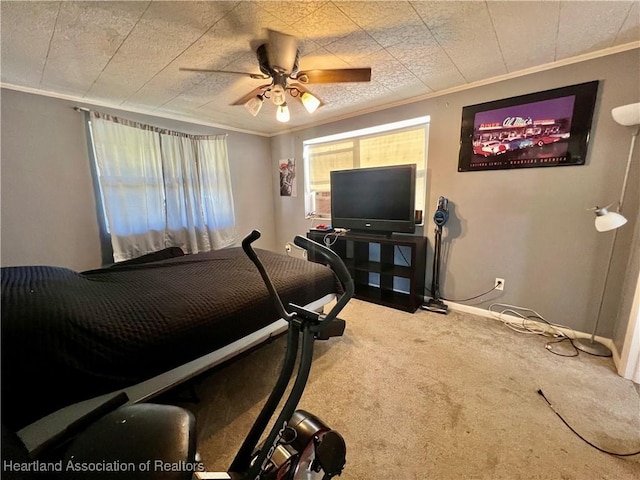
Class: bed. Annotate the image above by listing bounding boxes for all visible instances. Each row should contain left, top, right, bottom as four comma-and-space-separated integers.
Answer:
1, 246, 340, 456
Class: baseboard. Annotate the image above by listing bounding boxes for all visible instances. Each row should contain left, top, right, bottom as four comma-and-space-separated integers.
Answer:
446, 301, 620, 360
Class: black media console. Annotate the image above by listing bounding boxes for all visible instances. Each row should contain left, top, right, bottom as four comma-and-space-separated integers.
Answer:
307, 231, 427, 312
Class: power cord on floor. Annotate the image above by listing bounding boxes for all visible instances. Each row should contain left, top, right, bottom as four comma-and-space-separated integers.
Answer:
424, 282, 500, 303
488, 303, 580, 357
544, 336, 579, 357
442, 284, 500, 302
537, 389, 640, 457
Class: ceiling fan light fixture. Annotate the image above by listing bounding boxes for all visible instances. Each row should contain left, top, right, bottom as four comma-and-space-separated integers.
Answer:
204, 31, 371, 123
301, 91, 321, 114
244, 95, 264, 117
276, 103, 290, 123
271, 84, 286, 106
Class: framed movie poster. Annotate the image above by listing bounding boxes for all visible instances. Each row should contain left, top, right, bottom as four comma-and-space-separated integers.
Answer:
458, 81, 599, 172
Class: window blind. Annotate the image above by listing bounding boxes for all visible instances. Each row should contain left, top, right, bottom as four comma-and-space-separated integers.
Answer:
305, 125, 428, 217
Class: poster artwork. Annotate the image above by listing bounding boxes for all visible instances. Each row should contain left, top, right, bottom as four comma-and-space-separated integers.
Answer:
279, 158, 296, 196
457, 81, 599, 172
470, 96, 575, 169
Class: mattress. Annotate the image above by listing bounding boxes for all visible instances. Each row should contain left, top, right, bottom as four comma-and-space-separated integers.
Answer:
1, 247, 340, 430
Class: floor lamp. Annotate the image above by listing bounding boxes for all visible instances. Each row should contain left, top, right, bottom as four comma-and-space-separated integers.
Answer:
574, 102, 640, 356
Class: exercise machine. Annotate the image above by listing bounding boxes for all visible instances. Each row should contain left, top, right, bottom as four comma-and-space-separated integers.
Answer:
60, 231, 355, 480
422, 196, 449, 314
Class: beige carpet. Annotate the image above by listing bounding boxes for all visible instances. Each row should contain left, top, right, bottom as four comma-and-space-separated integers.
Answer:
170, 299, 640, 479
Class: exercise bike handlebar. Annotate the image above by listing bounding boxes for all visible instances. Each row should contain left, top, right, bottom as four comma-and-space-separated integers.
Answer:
293, 235, 352, 290
242, 230, 294, 323
293, 234, 354, 327
242, 231, 354, 332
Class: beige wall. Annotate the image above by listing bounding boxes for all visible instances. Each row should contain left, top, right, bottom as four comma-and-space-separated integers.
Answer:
0, 89, 277, 271
1, 91, 103, 269
270, 49, 640, 339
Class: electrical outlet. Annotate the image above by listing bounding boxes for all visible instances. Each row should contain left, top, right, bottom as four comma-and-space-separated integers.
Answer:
495, 278, 505, 291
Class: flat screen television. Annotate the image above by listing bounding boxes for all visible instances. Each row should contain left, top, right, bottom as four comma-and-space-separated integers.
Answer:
330, 164, 416, 235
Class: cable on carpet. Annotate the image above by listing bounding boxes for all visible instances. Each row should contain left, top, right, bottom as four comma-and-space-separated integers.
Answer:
537, 389, 640, 457
489, 303, 580, 357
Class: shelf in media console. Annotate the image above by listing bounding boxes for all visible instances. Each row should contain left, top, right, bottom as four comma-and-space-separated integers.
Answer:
307, 229, 427, 313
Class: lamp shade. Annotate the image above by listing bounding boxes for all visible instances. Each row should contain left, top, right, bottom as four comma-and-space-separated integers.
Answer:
611, 102, 640, 126
244, 95, 263, 117
276, 103, 290, 123
301, 91, 321, 114
594, 206, 627, 232
271, 85, 286, 106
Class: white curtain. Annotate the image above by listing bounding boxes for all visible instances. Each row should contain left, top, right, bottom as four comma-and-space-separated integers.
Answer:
90, 112, 237, 262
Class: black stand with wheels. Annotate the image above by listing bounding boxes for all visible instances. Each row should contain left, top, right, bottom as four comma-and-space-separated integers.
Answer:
422, 197, 449, 314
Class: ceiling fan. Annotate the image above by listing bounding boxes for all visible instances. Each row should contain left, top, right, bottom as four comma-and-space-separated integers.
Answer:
180, 30, 372, 122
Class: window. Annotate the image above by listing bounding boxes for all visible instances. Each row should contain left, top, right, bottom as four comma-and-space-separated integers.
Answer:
304, 117, 429, 219
88, 112, 237, 262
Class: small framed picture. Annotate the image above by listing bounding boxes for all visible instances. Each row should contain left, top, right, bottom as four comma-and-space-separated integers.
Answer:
279, 158, 296, 196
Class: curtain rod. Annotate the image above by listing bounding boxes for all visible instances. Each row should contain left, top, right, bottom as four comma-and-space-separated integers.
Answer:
73, 106, 229, 138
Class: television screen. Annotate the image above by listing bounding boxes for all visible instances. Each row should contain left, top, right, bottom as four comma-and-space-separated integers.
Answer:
330, 164, 416, 234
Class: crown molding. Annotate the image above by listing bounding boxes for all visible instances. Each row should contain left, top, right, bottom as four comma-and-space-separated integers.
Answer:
273, 41, 640, 136
2, 41, 638, 138
0, 83, 271, 137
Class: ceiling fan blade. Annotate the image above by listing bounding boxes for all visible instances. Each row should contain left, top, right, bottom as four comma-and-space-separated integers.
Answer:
231, 84, 271, 106
266, 29, 298, 74
179, 67, 269, 80
295, 68, 372, 84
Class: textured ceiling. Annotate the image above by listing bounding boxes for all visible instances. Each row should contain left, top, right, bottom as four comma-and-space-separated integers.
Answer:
2, 1, 639, 135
